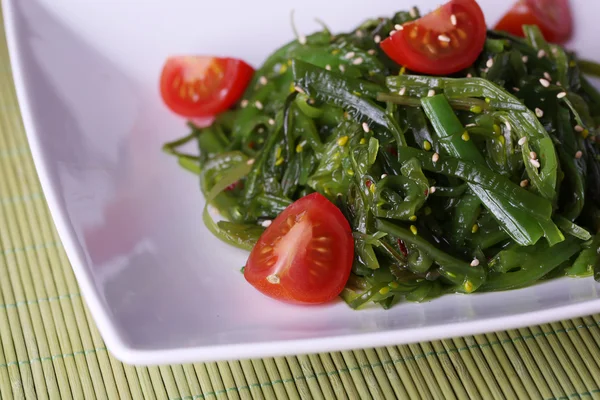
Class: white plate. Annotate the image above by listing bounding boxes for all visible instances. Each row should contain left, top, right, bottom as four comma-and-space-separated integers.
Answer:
4, 0, 600, 366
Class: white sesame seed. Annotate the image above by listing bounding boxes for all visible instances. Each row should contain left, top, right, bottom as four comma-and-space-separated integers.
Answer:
539, 78, 550, 87
374, 35, 381, 43
535, 108, 544, 118
451, 14, 457, 26
429, 186, 437, 194
432, 152, 440, 162
427, 89, 436, 97
470, 259, 480, 267
344, 51, 355, 59
465, 123, 476, 127
261, 220, 272, 228
352, 57, 364, 65
298, 35, 307, 45
520, 179, 529, 188
395, 24, 404, 31
486, 58, 494, 68
364, 188, 370, 195
389, 30, 397, 36
513, 87, 520, 92
530, 158, 541, 168
537, 49, 546, 58
294, 85, 305, 94
255, 100, 263, 110
543, 72, 552, 81
356, 30, 364, 38
367, 49, 376, 55
409, 7, 417, 18
529, 151, 537, 160
259, 76, 267, 85
575, 125, 584, 132
438, 34, 451, 43
247, 158, 255, 165
362, 122, 370, 133
518, 137, 527, 146
399, 87, 406, 96
557, 92, 567, 99
381, 174, 388, 179
552, 47, 558, 55
268, 118, 275, 125
467, 73, 473, 78
339, 65, 346, 73
522, 55, 529, 63
325, 64, 331, 70
556, 81, 562, 86
240, 99, 248, 108
575, 150, 583, 159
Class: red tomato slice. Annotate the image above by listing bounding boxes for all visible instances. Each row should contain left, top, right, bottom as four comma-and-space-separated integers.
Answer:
380, 0, 487, 75
160, 56, 254, 118
494, 0, 572, 44
244, 193, 354, 304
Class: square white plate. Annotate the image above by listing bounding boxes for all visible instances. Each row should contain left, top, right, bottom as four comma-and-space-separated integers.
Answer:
4, 0, 600, 366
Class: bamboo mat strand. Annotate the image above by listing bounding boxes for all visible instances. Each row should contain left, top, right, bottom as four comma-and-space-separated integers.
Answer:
305, 354, 335, 400
520, 327, 567, 399
405, 344, 444, 400
270, 357, 299, 400
317, 352, 351, 399
4, 8, 600, 400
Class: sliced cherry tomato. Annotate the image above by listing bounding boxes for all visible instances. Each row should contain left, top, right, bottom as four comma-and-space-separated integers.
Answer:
160, 56, 254, 117
244, 193, 354, 304
380, 0, 486, 75
494, 0, 572, 44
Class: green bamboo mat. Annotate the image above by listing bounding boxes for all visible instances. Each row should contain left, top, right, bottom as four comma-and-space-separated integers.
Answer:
4, 15, 600, 400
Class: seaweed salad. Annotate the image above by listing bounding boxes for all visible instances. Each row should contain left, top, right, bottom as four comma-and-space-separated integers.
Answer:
162, 0, 600, 309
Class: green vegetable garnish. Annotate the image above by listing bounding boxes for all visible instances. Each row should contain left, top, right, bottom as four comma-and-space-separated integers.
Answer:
164, 12, 600, 309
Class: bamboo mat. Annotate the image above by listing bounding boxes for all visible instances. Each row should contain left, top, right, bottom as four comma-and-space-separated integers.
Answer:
3, 14, 600, 400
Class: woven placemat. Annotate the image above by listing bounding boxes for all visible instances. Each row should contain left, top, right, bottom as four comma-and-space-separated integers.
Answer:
3, 11, 600, 400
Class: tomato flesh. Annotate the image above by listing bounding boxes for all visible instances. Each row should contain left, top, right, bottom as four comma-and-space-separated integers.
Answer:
494, 0, 572, 44
381, 0, 486, 75
160, 56, 254, 118
244, 193, 354, 304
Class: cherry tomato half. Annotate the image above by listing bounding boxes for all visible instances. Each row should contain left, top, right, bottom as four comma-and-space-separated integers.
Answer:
160, 56, 254, 118
380, 0, 487, 75
244, 193, 354, 304
494, 0, 573, 44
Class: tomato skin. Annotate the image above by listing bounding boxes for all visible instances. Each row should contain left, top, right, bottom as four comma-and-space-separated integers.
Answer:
494, 0, 573, 44
160, 56, 254, 118
380, 0, 487, 75
244, 193, 354, 304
